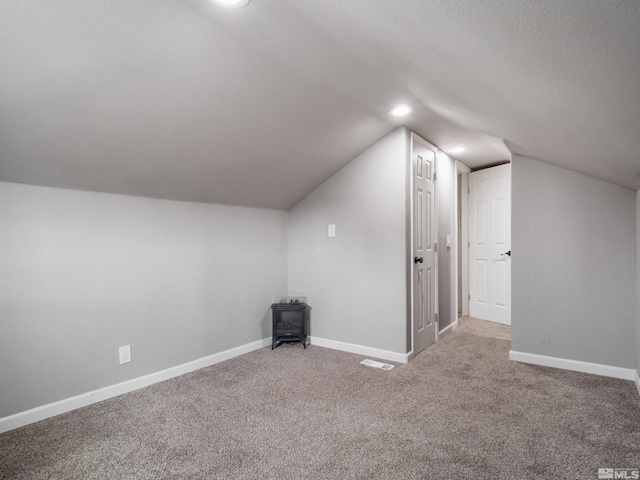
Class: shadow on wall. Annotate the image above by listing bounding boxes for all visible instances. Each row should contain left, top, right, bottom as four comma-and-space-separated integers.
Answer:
260, 309, 271, 340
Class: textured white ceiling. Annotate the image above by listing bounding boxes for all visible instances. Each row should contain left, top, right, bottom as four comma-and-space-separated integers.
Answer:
1, 0, 639, 209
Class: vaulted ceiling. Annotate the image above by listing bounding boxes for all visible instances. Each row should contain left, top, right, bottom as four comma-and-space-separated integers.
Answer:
1, 0, 639, 209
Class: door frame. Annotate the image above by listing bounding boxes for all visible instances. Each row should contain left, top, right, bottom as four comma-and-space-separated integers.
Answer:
456, 161, 471, 319
408, 132, 438, 360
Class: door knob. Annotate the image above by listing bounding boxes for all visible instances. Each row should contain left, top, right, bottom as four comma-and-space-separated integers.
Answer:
414, 257, 424, 263
501, 250, 511, 257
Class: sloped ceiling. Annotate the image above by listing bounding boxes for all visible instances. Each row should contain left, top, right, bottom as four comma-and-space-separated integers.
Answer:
1, 0, 639, 210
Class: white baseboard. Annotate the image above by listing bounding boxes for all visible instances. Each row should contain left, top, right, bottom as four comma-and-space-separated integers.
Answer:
0, 337, 271, 434
309, 336, 409, 364
635, 370, 640, 397
439, 319, 458, 336
509, 350, 636, 381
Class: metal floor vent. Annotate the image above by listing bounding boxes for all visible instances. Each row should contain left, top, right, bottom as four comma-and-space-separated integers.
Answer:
360, 359, 394, 370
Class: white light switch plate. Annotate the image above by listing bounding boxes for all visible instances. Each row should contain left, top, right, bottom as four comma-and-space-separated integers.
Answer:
328, 224, 336, 237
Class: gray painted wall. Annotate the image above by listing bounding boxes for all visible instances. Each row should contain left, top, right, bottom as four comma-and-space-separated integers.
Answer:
0, 182, 287, 418
511, 156, 636, 368
436, 151, 456, 332
288, 128, 409, 354
636, 189, 640, 378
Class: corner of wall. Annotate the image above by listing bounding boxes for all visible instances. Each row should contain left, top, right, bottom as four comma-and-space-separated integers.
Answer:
434, 150, 457, 332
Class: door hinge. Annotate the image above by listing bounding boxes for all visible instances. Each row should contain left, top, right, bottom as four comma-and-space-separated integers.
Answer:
435, 313, 439, 324
434, 172, 437, 181
434, 242, 438, 252
468, 294, 471, 300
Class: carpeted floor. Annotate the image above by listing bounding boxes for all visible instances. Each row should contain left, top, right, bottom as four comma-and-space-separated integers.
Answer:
1, 317, 639, 479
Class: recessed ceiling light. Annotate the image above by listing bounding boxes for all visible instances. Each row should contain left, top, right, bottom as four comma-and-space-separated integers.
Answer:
449, 146, 466, 154
212, 0, 250, 8
389, 104, 412, 117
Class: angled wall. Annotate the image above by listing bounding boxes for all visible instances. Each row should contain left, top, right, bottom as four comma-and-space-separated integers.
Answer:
511, 156, 636, 370
287, 127, 409, 359
0, 182, 287, 419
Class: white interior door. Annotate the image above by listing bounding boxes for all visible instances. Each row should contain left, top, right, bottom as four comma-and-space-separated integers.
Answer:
412, 134, 437, 354
469, 163, 511, 325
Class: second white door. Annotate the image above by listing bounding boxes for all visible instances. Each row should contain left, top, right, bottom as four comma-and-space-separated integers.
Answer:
468, 163, 511, 325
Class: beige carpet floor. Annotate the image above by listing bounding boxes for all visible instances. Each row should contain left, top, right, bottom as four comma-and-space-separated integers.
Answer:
1, 317, 639, 479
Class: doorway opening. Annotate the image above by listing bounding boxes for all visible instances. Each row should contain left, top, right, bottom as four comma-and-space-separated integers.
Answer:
456, 161, 470, 320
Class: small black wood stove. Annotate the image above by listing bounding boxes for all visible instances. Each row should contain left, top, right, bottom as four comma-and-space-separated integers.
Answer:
271, 297, 309, 349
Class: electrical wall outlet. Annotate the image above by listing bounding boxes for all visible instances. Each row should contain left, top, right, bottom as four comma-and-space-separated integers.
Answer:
119, 345, 131, 365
